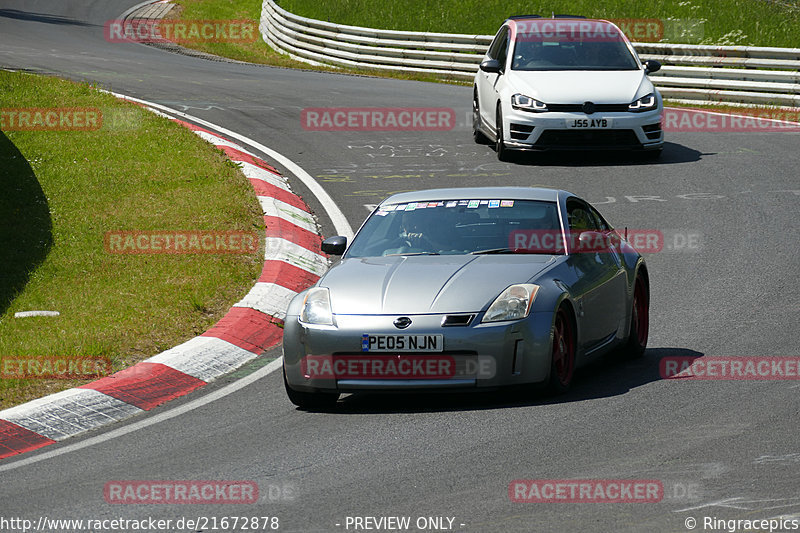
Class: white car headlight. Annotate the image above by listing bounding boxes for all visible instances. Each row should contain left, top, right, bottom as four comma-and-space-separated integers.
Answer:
511, 94, 548, 112
300, 287, 333, 325
628, 93, 657, 112
482, 284, 540, 323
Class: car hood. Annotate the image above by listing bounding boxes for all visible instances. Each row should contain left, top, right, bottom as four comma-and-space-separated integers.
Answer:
507, 70, 651, 104
320, 254, 555, 315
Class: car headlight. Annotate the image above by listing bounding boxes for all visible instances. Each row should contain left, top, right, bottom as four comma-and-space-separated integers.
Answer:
482, 284, 540, 323
628, 93, 657, 112
300, 287, 333, 325
511, 94, 548, 112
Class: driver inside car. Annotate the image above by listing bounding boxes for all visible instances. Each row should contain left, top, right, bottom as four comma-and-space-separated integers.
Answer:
384, 208, 455, 255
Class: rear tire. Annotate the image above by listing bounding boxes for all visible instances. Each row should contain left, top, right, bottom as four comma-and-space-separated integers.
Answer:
546, 306, 576, 395
284, 367, 339, 410
622, 274, 649, 358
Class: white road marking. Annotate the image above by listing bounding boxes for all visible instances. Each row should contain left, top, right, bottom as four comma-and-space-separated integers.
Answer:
239, 161, 291, 190
259, 196, 318, 233
262, 237, 329, 275
1, 389, 142, 441
754, 453, 800, 465
147, 337, 257, 382
675, 496, 800, 513
0, 359, 283, 473
234, 282, 298, 320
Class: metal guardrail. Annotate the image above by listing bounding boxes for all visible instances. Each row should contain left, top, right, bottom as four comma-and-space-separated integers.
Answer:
260, 0, 800, 107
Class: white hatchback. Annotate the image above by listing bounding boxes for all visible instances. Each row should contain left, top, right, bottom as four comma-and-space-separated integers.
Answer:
473, 16, 664, 160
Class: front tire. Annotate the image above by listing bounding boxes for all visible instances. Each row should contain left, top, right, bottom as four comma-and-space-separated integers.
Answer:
546, 306, 576, 394
284, 367, 339, 410
495, 107, 511, 162
472, 92, 490, 144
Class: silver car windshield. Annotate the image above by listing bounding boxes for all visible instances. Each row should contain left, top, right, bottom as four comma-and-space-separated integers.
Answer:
511, 25, 639, 71
345, 199, 563, 258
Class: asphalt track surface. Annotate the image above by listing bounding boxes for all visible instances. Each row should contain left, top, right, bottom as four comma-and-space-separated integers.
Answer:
1, 2, 799, 532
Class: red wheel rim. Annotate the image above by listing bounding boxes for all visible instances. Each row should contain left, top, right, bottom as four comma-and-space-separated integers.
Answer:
552, 309, 575, 386
632, 277, 649, 346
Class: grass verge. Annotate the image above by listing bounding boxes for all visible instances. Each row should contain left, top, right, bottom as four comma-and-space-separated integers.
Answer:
163, 1, 455, 84
169, 0, 800, 110
0, 70, 263, 409
279, 0, 800, 48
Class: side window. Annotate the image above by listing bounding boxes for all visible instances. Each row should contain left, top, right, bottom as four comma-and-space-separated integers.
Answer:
496, 33, 509, 70
487, 27, 509, 66
587, 205, 611, 231
567, 200, 600, 232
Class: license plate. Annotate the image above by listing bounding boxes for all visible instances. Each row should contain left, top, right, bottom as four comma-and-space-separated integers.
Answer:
566, 118, 613, 128
361, 334, 443, 352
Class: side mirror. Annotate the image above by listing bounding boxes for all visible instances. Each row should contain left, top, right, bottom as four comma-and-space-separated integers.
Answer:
321, 236, 347, 255
576, 231, 610, 253
644, 60, 661, 74
479, 59, 502, 74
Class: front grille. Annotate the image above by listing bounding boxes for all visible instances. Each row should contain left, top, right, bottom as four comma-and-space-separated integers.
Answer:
510, 123, 535, 140
534, 129, 640, 148
441, 314, 475, 327
546, 103, 630, 113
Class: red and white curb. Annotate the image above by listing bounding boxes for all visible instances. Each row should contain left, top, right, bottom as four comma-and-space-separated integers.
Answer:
0, 107, 329, 461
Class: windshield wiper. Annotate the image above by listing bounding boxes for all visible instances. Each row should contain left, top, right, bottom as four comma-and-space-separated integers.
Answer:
384, 251, 440, 256
470, 248, 550, 255
470, 248, 514, 254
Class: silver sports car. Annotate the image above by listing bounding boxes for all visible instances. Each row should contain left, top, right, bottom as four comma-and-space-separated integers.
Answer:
283, 187, 649, 409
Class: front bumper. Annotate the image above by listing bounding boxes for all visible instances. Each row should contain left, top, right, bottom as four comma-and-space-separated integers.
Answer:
502, 107, 664, 151
283, 312, 555, 393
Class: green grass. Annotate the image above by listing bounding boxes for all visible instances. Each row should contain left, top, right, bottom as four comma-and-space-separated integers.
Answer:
165, 0, 468, 83
279, 0, 800, 47
163, 0, 317, 68
170, 0, 800, 91
0, 71, 263, 409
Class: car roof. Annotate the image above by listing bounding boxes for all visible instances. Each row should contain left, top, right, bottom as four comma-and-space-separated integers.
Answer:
507, 17, 610, 25
508, 14, 588, 21
380, 187, 568, 204
505, 17, 620, 34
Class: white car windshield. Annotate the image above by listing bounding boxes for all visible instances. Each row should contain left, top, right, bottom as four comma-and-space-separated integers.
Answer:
511, 22, 640, 71
345, 199, 563, 257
